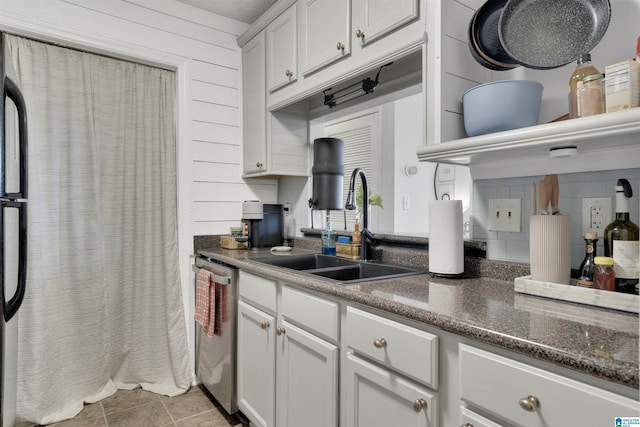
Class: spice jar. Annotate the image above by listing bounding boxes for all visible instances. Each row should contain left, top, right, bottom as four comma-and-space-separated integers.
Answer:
593, 256, 615, 291
577, 73, 605, 117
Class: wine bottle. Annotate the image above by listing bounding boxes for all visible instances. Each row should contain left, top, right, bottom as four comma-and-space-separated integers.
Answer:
603, 179, 639, 294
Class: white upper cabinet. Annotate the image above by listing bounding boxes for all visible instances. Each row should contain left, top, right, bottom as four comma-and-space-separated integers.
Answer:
352, 0, 419, 47
263, 0, 427, 110
299, 0, 351, 77
266, 4, 298, 92
242, 33, 267, 175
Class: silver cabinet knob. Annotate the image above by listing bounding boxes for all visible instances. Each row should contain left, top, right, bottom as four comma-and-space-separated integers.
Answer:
260, 321, 270, 329
276, 327, 286, 336
413, 398, 427, 412
373, 338, 387, 348
336, 42, 345, 51
255, 161, 263, 169
518, 395, 540, 412
461, 424, 474, 427
285, 69, 293, 78
355, 29, 364, 39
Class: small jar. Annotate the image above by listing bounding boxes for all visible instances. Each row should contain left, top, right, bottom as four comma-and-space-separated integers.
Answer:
576, 73, 605, 117
593, 256, 615, 291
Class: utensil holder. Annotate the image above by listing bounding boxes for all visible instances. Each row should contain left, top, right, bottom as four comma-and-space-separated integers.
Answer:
529, 215, 571, 285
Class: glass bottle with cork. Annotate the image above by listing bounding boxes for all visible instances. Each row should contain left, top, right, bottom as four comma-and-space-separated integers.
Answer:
603, 179, 639, 294
569, 53, 600, 118
576, 232, 598, 288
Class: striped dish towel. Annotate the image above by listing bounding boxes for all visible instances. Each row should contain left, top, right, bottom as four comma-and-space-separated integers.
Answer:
194, 269, 215, 337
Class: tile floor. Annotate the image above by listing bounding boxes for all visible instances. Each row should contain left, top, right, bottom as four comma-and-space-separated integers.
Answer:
16, 386, 245, 427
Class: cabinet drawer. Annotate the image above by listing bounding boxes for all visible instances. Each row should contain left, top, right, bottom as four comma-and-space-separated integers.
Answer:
460, 406, 503, 427
239, 271, 277, 314
281, 286, 339, 342
459, 344, 639, 427
346, 307, 438, 388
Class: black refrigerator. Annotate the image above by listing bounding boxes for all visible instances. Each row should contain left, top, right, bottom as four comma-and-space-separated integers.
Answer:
0, 32, 28, 427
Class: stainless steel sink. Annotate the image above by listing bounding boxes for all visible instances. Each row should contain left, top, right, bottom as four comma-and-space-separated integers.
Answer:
253, 253, 425, 284
254, 253, 358, 270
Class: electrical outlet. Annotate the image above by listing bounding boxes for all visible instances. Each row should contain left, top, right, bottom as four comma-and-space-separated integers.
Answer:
488, 198, 521, 232
582, 197, 612, 237
438, 184, 455, 200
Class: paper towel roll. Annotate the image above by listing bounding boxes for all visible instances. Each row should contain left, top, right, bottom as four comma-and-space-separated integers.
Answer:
429, 200, 464, 277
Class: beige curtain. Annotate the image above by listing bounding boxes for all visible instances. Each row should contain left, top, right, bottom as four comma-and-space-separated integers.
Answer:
6, 35, 190, 424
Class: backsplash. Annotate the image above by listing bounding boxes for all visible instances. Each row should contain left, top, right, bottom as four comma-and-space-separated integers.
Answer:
473, 168, 640, 268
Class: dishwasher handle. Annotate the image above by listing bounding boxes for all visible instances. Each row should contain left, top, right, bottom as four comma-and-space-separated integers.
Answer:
192, 265, 231, 285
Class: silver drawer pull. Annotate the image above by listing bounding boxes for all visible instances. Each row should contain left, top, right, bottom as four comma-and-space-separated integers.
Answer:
373, 338, 387, 348
413, 398, 427, 412
518, 395, 540, 412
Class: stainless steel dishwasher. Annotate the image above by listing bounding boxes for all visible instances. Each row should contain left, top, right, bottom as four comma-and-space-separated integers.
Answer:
193, 255, 238, 415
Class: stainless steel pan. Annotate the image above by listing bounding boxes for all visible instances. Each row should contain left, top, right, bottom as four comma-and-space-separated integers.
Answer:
498, 0, 611, 69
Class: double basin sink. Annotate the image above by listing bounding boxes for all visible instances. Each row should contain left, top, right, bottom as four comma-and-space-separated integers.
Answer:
253, 253, 425, 284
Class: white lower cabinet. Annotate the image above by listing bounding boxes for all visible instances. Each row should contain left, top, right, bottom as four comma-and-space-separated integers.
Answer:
344, 306, 439, 426
276, 320, 338, 427
345, 352, 438, 427
237, 272, 339, 427
237, 300, 276, 427
237, 269, 638, 427
459, 344, 639, 426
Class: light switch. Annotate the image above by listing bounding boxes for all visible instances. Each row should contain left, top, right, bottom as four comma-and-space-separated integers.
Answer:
488, 198, 521, 232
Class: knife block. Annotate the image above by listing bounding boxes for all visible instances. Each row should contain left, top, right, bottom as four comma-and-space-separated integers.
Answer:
529, 215, 571, 285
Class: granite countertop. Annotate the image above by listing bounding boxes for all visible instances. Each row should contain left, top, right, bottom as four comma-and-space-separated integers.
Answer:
196, 246, 639, 389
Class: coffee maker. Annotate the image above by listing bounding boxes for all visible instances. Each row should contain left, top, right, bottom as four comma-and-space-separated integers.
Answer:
242, 201, 284, 249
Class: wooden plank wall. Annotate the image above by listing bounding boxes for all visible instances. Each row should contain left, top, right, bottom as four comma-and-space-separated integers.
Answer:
0, 0, 278, 239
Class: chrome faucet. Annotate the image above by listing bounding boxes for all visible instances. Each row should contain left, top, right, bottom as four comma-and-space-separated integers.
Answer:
345, 168, 376, 260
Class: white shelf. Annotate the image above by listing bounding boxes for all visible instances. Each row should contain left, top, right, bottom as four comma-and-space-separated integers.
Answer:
417, 108, 640, 178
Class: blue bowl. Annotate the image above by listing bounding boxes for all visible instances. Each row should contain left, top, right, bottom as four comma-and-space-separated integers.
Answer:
462, 80, 543, 137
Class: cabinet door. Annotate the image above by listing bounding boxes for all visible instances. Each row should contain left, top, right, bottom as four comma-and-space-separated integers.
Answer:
266, 4, 297, 92
299, 0, 351, 76
242, 33, 267, 175
352, 0, 419, 46
276, 320, 339, 427
345, 353, 437, 427
238, 300, 276, 427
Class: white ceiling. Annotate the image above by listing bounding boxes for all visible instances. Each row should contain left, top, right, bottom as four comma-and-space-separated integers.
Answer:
177, 0, 277, 24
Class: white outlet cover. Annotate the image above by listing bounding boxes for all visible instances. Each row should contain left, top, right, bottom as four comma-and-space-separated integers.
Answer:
488, 198, 521, 232
582, 197, 612, 237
